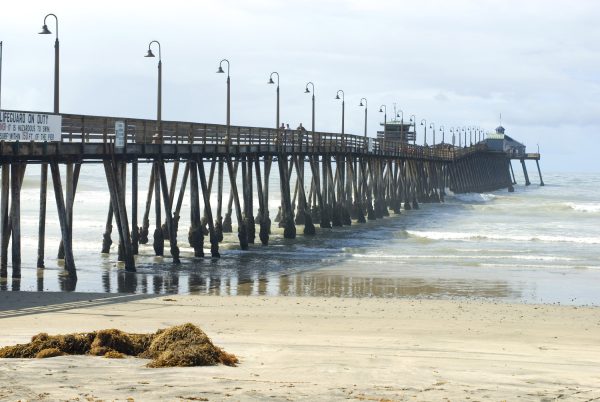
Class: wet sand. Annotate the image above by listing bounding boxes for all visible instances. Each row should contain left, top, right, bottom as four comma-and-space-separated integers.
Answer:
1, 291, 599, 401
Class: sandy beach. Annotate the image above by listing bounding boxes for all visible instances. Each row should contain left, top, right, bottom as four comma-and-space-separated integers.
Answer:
0, 291, 599, 401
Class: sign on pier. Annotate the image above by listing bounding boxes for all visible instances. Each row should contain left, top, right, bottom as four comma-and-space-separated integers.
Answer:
115, 121, 125, 148
0, 110, 62, 142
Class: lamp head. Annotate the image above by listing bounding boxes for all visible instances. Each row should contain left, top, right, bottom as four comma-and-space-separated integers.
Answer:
335, 94, 340, 100
305, 87, 310, 94
379, 107, 383, 113
359, 101, 364, 107
39, 24, 52, 35
144, 49, 155, 58
268, 77, 275, 84
217, 66, 225, 74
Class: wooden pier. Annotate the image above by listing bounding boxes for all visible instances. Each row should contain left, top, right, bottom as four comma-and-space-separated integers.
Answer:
0, 109, 531, 281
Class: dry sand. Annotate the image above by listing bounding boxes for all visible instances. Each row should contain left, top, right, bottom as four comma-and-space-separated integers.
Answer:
0, 291, 599, 401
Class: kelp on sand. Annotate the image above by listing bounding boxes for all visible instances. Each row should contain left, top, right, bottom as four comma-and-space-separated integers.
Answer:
0, 323, 238, 368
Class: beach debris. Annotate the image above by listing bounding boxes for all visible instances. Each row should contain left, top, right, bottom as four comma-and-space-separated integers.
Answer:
103, 350, 126, 359
36, 348, 65, 359
0, 323, 238, 368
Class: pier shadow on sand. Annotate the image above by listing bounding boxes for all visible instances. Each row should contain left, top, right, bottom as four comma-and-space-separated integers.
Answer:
0, 291, 157, 319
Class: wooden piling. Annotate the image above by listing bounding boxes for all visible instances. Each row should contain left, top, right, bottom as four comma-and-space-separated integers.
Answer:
225, 156, 249, 249
153, 162, 164, 256
50, 163, 76, 279
37, 164, 48, 268
157, 161, 181, 263
131, 160, 139, 254
103, 160, 136, 270
293, 155, 315, 235
188, 160, 204, 257
509, 160, 516, 184
101, 205, 113, 254
254, 157, 269, 244
216, 157, 225, 237
0, 164, 9, 278
520, 158, 531, 186
277, 155, 296, 239
197, 158, 220, 257
139, 166, 154, 244
172, 162, 190, 236
10, 163, 24, 278
58, 163, 80, 260
535, 160, 545, 186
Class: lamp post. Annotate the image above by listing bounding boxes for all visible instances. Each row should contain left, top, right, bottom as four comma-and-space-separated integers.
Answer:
409, 114, 416, 144
450, 127, 455, 146
439, 125, 445, 144
144, 41, 162, 138
268, 71, 279, 130
429, 122, 436, 146
397, 109, 404, 141
39, 14, 59, 113
335, 90, 345, 134
305, 82, 315, 133
379, 104, 387, 137
38, 14, 60, 270
420, 118, 427, 146
217, 59, 231, 140
144, 40, 164, 257
359, 98, 368, 137
462, 127, 467, 148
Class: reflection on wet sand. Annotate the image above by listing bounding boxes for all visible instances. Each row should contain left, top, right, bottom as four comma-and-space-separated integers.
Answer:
277, 273, 521, 299
77, 267, 521, 300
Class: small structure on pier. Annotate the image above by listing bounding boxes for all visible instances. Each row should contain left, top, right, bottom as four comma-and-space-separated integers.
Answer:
486, 126, 526, 157
486, 125, 544, 188
376, 119, 415, 143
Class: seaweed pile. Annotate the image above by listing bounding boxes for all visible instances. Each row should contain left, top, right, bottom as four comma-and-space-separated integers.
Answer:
0, 323, 238, 368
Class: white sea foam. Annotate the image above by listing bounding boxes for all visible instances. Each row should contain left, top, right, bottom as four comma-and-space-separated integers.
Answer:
453, 193, 496, 203
350, 253, 572, 262
406, 230, 600, 245
565, 202, 600, 213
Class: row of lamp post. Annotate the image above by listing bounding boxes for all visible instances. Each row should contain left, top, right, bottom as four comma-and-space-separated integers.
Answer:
33, 13, 485, 148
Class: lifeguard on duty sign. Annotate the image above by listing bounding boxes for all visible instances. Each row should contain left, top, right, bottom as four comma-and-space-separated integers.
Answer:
0, 110, 62, 142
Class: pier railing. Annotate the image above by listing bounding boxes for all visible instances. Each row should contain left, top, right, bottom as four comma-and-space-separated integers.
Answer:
2, 109, 490, 161
59, 112, 489, 160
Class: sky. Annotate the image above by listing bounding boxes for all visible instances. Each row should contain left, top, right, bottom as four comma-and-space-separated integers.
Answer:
1, 0, 599, 172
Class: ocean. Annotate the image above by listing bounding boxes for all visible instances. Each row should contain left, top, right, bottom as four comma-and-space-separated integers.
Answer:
2, 164, 599, 306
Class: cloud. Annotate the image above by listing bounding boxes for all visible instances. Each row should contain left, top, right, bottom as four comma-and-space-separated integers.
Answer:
1, 0, 599, 171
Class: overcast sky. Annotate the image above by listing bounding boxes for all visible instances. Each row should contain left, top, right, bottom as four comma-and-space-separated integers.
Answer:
1, 0, 599, 172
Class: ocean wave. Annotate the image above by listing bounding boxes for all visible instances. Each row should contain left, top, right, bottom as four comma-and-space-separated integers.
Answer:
565, 202, 600, 213
452, 193, 496, 203
406, 230, 600, 245
349, 253, 572, 262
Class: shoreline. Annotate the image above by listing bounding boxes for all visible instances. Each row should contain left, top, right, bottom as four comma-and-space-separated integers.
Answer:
1, 292, 599, 400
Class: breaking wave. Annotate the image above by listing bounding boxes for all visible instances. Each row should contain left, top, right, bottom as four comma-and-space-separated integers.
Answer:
452, 193, 496, 203
565, 202, 600, 213
406, 230, 600, 245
